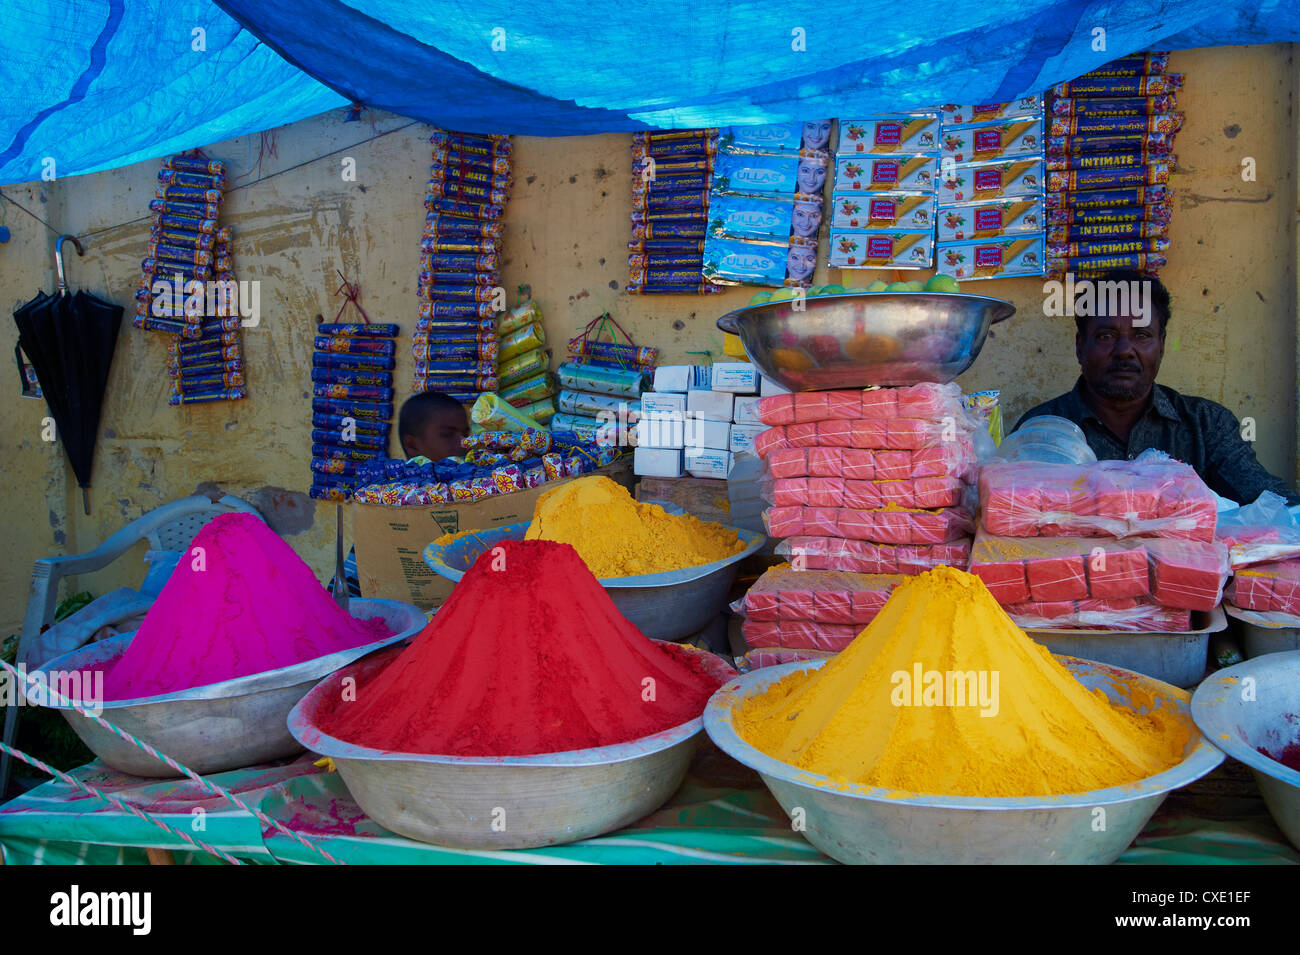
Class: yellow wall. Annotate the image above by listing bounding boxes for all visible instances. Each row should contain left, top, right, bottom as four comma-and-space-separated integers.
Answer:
1, 44, 1295, 636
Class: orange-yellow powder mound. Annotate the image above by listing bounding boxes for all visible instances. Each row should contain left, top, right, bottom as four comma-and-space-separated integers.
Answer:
733, 565, 1191, 797
523, 475, 745, 577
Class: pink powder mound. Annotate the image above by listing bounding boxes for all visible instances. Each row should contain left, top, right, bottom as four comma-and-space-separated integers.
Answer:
99, 513, 391, 700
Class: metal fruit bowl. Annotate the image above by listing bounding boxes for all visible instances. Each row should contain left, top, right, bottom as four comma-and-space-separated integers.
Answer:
32, 598, 428, 778
705, 657, 1223, 864
288, 644, 736, 850
1191, 650, 1300, 850
716, 291, 1015, 390
423, 514, 765, 642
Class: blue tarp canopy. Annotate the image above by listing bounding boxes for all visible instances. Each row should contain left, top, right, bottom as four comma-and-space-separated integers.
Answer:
2, 0, 1297, 183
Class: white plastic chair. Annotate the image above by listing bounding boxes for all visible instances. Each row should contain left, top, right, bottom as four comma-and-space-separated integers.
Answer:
1, 493, 264, 796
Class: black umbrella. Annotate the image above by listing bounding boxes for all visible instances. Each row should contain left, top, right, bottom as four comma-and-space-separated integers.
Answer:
12, 235, 123, 514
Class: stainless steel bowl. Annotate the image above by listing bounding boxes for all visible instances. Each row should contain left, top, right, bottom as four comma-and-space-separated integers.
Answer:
423, 517, 766, 642
705, 657, 1223, 864
1191, 650, 1300, 850
716, 291, 1015, 390
288, 645, 736, 849
33, 598, 428, 777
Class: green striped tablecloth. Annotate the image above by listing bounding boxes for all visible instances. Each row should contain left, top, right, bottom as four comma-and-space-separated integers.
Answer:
1, 744, 1296, 865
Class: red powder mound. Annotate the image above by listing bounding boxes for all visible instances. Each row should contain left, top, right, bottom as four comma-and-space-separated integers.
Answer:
1259, 741, 1300, 773
99, 513, 391, 699
318, 539, 723, 756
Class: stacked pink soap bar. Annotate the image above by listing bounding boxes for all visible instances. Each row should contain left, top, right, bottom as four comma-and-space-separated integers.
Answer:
1002, 596, 1192, 632
775, 537, 972, 574
1227, 558, 1300, 616
769, 475, 966, 509
765, 442, 976, 481
979, 459, 1217, 541
738, 568, 906, 625
765, 505, 974, 544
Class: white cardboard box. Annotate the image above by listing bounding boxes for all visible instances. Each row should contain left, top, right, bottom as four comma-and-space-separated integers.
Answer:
640, 391, 687, 417
685, 448, 732, 479
635, 415, 686, 449
684, 416, 732, 451
687, 388, 735, 422
635, 447, 685, 477
711, 362, 760, 393
732, 395, 764, 424
729, 423, 767, 454
759, 375, 791, 397
652, 365, 711, 393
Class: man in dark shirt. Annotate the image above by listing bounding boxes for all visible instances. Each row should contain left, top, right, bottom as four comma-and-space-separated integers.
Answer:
1014, 269, 1300, 506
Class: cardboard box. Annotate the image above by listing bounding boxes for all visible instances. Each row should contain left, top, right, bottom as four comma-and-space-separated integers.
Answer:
634, 447, 685, 479
711, 362, 759, 393
730, 423, 767, 454
686, 448, 733, 478
688, 388, 735, 422
733, 395, 764, 424
636, 414, 686, 448
653, 365, 710, 393
353, 458, 634, 610
641, 391, 687, 417
685, 415, 732, 451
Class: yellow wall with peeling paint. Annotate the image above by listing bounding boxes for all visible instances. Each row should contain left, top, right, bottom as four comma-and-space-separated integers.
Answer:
1, 44, 1295, 638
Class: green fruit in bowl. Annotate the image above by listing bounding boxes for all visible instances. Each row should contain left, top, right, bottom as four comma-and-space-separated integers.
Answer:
768, 287, 800, 303
865, 280, 888, 292
884, 281, 910, 292
820, 284, 846, 295
749, 290, 773, 305
924, 274, 962, 293
903, 280, 925, 291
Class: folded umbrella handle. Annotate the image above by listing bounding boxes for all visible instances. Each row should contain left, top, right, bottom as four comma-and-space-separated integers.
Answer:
54, 234, 84, 295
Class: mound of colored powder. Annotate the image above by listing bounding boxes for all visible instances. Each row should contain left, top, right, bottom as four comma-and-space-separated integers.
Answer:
99, 513, 391, 700
733, 565, 1192, 797
318, 539, 723, 756
523, 475, 745, 577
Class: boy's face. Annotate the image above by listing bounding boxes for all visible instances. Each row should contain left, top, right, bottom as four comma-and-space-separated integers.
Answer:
403, 406, 470, 461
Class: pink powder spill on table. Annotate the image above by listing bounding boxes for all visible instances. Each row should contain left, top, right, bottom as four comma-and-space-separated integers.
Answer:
96, 513, 390, 700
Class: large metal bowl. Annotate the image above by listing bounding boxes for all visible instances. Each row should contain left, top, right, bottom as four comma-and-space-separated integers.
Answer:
32, 598, 428, 778
423, 517, 765, 641
716, 291, 1015, 390
288, 645, 736, 850
1191, 650, 1300, 850
705, 657, 1223, 864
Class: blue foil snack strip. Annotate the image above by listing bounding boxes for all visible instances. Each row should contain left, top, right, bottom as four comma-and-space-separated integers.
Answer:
149, 199, 221, 220
312, 428, 388, 450
417, 301, 498, 320
1079, 53, 1170, 77
411, 374, 500, 391
312, 351, 396, 371
311, 397, 394, 420
1047, 221, 1168, 242
420, 253, 499, 271
1047, 162, 1170, 192
1049, 114, 1183, 137
1048, 236, 1169, 257
312, 412, 391, 435
1047, 202, 1173, 227
429, 131, 512, 156
630, 239, 707, 253
149, 226, 216, 249
315, 322, 401, 338
1049, 95, 1177, 118
1045, 252, 1168, 277
311, 368, 394, 388
1051, 74, 1182, 97
164, 156, 227, 176
424, 213, 505, 238
1045, 133, 1174, 157
314, 336, 396, 356
1046, 150, 1173, 172
313, 444, 380, 463
155, 184, 223, 204
626, 282, 724, 294
168, 388, 246, 406
157, 169, 227, 190
425, 179, 509, 205
417, 269, 499, 287
419, 236, 500, 254
628, 254, 706, 269
415, 285, 499, 303
425, 197, 504, 220
1045, 185, 1168, 209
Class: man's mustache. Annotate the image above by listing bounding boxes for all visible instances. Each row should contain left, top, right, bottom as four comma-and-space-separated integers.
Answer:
1107, 363, 1142, 374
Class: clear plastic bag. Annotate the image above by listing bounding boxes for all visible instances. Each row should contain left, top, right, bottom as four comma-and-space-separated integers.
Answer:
764, 504, 974, 544
758, 382, 969, 426
731, 566, 905, 624
742, 618, 860, 651
774, 536, 971, 574
736, 647, 837, 673
968, 529, 1228, 610
1215, 491, 1300, 569
1002, 596, 1192, 632
978, 458, 1217, 541
1226, 557, 1300, 617
764, 439, 977, 482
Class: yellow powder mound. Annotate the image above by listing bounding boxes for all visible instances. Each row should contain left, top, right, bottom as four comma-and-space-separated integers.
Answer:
524, 476, 745, 577
733, 565, 1191, 797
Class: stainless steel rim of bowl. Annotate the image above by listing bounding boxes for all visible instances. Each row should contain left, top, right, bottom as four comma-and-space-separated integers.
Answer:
287, 651, 707, 768
1190, 650, 1300, 786
31, 598, 426, 709
704, 659, 1224, 811
714, 290, 1016, 336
